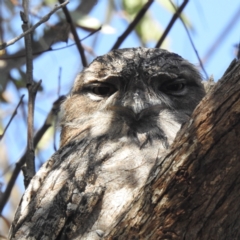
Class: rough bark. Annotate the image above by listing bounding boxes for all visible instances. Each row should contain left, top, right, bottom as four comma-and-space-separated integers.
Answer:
9, 58, 240, 239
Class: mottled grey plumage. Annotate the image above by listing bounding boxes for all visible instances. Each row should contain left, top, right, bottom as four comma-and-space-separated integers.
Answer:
10, 48, 205, 239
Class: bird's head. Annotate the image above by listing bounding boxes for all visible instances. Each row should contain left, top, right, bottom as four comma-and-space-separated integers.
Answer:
60, 48, 205, 148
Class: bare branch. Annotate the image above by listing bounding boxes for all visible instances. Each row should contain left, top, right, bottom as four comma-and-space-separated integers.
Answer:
21, 0, 38, 187
111, 0, 154, 50
0, 0, 69, 50
0, 26, 101, 60
155, 0, 188, 48
0, 95, 24, 141
58, 0, 87, 67
169, 0, 208, 79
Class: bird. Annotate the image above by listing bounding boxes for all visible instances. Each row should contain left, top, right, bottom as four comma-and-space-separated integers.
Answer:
9, 47, 205, 239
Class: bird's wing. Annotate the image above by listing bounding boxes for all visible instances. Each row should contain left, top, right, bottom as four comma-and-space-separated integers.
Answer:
9, 140, 105, 240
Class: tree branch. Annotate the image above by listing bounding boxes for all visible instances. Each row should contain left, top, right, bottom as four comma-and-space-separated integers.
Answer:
155, 0, 188, 48
169, 0, 208, 79
21, 1, 37, 186
0, 0, 69, 50
111, 0, 154, 50
58, 0, 87, 67
0, 26, 101, 60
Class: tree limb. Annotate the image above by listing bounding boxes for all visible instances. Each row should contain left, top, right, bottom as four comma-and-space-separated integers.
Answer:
21, 0, 37, 186
58, 0, 87, 67
111, 0, 154, 50
169, 0, 208, 79
155, 0, 188, 48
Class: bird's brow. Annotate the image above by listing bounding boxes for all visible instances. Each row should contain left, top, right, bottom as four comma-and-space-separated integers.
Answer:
84, 75, 122, 85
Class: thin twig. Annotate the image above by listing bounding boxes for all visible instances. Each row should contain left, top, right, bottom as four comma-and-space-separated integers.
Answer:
0, 0, 69, 50
155, 0, 188, 48
14, 81, 28, 127
169, 0, 208, 79
0, 95, 24, 141
0, 26, 101, 60
58, 0, 87, 67
0, 96, 65, 215
111, 0, 154, 50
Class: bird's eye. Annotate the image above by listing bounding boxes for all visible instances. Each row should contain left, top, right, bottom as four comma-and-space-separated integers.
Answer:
92, 85, 117, 96
159, 80, 186, 95
164, 82, 185, 92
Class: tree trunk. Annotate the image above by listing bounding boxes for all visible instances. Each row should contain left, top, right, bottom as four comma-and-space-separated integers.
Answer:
10, 59, 240, 239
